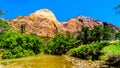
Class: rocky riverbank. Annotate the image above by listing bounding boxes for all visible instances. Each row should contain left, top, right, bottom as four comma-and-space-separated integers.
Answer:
64, 55, 106, 68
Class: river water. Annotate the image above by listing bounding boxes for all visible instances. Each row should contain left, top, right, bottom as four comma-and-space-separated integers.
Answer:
2, 54, 73, 68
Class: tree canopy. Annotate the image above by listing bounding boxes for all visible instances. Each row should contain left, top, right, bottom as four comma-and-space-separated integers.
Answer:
114, 4, 120, 14
77, 25, 115, 44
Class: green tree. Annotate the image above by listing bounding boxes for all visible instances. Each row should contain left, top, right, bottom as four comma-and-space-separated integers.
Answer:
92, 25, 104, 42
67, 42, 109, 60
0, 30, 42, 59
44, 33, 79, 55
115, 30, 120, 40
0, 19, 10, 29
77, 25, 115, 44
102, 26, 115, 41
77, 26, 92, 44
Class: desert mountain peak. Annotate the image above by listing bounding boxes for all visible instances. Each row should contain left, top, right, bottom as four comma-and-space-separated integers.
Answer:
7, 9, 119, 37
30, 9, 58, 22
7, 9, 62, 37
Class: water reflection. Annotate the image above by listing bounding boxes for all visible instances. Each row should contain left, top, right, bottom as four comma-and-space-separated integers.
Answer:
3, 54, 72, 68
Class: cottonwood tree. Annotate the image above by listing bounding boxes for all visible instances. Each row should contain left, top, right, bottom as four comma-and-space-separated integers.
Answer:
77, 26, 92, 44
102, 26, 115, 41
92, 25, 104, 42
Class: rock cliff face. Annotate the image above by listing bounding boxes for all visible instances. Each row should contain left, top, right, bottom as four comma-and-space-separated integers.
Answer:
62, 19, 83, 32
103, 22, 119, 31
63, 16, 119, 32
7, 9, 119, 37
8, 9, 62, 37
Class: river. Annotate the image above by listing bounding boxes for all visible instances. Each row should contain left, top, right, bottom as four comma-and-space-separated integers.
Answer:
0, 54, 105, 68
1, 54, 72, 68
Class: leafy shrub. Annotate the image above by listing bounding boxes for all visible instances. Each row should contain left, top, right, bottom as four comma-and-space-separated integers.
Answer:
0, 30, 42, 59
101, 41, 120, 55
77, 26, 92, 44
77, 25, 115, 44
67, 42, 109, 60
102, 26, 115, 41
40, 36, 51, 46
100, 41, 120, 67
44, 33, 79, 55
115, 30, 120, 40
0, 19, 10, 30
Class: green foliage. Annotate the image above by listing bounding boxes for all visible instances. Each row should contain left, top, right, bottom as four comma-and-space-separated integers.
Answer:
77, 26, 92, 44
40, 36, 51, 46
0, 19, 10, 29
44, 32, 80, 55
115, 30, 120, 40
77, 25, 115, 44
91, 25, 104, 42
101, 41, 120, 55
0, 30, 42, 59
102, 26, 115, 41
67, 42, 109, 60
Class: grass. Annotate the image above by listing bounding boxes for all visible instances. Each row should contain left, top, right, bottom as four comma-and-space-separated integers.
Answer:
101, 43, 120, 55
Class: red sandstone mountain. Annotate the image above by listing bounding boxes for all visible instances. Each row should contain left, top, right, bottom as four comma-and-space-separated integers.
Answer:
63, 16, 119, 32
7, 9, 62, 37
7, 9, 119, 37
62, 19, 83, 32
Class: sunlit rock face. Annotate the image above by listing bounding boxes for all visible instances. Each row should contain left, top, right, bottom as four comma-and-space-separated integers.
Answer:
63, 16, 119, 32
63, 16, 103, 31
7, 9, 119, 37
7, 9, 62, 37
75, 16, 103, 28
62, 19, 83, 32
103, 22, 119, 32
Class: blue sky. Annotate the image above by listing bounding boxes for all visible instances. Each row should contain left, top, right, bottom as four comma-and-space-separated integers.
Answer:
0, 0, 120, 27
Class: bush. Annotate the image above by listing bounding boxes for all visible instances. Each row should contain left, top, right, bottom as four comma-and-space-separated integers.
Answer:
101, 41, 120, 55
0, 30, 42, 59
100, 41, 120, 67
67, 42, 109, 60
44, 33, 79, 55
77, 25, 115, 44
0, 19, 10, 30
